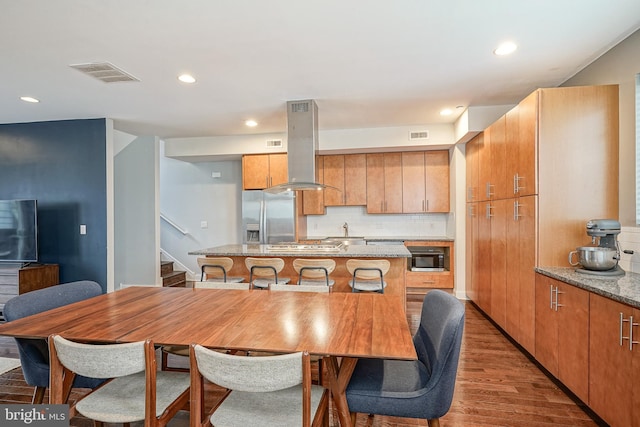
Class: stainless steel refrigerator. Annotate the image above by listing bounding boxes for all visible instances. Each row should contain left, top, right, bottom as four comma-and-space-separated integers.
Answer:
241, 190, 296, 244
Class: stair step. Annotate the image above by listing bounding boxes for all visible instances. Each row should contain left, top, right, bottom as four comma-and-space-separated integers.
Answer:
162, 270, 186, 288
161, 261, 174, 276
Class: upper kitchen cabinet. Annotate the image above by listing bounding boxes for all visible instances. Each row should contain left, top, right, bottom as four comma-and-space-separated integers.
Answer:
515, 92, 537, 197
366, 153, 403, 214
487, 116, 509, 200
323, 154, 367, 206
402, 151, 450, 213
242, 153, 288, 190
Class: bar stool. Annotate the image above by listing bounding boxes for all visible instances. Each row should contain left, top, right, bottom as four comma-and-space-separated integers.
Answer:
293, 258, 336, 287
197, 257, 244, 283
346, 259, 390, 293
245, 257, 290, 289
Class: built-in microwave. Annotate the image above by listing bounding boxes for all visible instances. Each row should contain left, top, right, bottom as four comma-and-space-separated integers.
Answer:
408, 246, 446, 272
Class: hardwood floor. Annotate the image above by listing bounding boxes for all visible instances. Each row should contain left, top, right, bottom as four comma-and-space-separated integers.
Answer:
0, 297, 604, 426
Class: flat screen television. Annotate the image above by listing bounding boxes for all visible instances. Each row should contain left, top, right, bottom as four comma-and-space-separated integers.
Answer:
0, 199, 38, 263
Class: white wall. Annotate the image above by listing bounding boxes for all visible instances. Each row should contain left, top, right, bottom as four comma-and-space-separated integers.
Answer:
114, 131, 160, 288
159, 141, 243, 276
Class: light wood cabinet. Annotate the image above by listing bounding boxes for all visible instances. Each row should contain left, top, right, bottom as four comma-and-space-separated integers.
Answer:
366, 153, 403, 214
323, 154, 367, 206
242, 153, 288, 190
489, 199, 508, 329
465, 133, 481, 203
465, 202, 478, 302
487, 116, 508, 200
589, 294, 640, 427
401, 151, 450, 213
466, 84, 618, 337
535, 274, 589, 403
404, 241, 454, 292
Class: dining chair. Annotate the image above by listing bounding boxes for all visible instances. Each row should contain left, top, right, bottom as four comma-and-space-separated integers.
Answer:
197, 256, 244, 283
292, 258, 336, 287
190, 344, 329, 427
345, 290, 465, 427
161, 281, 252, 371
346, 259, 390, 293
49, 335, 190, 427
2, 280, 105, 404
245, 257, 290, 289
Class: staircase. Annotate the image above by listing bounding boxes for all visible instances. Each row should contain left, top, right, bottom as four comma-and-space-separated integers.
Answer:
161, 260, 186, 288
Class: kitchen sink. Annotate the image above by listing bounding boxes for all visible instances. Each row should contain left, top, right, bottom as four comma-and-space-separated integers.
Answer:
322, 237, 366, 246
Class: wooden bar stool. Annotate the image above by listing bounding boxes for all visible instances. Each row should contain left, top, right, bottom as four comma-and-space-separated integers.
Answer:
197, 257, 244, 283
346, 259, 390, 293
245, 257, 290, 289
293, 258, 336, 287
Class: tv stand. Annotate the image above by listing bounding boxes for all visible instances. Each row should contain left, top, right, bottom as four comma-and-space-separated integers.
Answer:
0, 264, 59, 320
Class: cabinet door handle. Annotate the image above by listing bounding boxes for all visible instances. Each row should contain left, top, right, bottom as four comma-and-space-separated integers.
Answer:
467, 187, 474, 202
426, 200, 429, 211
555, 287, 563, 311
513, 201, 522, 221
621, 312, 630, 346
422, 200, 425, 211
514, 173, 524, 194
467, 205, 475, 217
550, 285, 554, 310
631, 316, 639, 351
486, 182, 494, 198
485, 203, 493, 219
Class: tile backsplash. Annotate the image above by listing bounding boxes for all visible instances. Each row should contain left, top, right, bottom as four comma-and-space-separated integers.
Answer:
305, 206, 453, 238
618, 227, 640, 273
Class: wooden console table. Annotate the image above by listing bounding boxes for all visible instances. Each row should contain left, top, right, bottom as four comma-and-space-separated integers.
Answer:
0, 264, 59, 319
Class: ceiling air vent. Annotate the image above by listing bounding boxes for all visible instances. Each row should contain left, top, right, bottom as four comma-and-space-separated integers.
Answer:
409, 130, 429, 141
265, 139, 283, 148
69, 62, 140, 83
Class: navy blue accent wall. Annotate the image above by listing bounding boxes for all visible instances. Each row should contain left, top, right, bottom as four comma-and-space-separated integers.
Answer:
0, 119, 107, 291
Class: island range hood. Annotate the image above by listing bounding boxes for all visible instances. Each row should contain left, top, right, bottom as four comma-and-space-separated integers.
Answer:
264, 99, 337, 193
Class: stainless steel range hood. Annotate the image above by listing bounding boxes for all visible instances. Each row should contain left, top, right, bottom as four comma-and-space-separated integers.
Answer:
264, 99, 337, 193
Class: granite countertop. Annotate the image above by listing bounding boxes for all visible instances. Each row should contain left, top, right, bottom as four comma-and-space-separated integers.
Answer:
535, 266, 640, 309
189, 244, 411, 258
301, 236, 454, 242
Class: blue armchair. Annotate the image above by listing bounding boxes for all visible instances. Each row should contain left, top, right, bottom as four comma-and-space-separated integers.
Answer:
346, 289, 465, 427
3, 280, 105, 403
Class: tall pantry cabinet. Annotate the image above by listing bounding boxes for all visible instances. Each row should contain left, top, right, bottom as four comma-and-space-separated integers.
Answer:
465, 85, 619, 356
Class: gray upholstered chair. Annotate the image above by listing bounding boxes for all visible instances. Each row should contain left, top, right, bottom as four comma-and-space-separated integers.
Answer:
190, 344, 329, 427
2, 280, 105, 403
50, 335, 190, 426
346, 290, 465, 427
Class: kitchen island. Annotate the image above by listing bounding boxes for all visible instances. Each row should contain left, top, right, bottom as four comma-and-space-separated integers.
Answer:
189, 243, 411, 299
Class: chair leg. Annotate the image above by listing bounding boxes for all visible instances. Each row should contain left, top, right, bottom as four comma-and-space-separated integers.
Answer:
161, 349, 169, 371
32, 386, 46, 404
428, 418, 440, 427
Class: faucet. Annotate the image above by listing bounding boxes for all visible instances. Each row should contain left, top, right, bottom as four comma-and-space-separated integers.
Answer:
343, 222, 349, 237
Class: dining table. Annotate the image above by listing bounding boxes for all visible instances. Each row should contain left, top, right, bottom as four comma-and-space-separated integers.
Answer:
0, 285, 417, 427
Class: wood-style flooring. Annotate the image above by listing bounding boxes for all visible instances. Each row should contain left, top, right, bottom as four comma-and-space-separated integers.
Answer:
0, 297, 605, 426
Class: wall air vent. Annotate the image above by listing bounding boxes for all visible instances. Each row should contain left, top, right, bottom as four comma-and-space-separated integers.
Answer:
265, 139, 283, 148
409, 130, 429, 141
69, 62, 140, 83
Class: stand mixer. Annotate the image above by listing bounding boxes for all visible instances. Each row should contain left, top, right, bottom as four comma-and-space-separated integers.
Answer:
569, 219, 625, 277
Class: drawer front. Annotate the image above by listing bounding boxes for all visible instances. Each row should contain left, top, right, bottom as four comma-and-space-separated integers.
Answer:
0, 284, 18, 296
0, 272, 19, 285
405, 271, 453, 288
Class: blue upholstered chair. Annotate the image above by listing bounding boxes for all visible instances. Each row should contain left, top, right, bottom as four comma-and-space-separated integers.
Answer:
3, 280, 105, 403
346, 290, 465, 427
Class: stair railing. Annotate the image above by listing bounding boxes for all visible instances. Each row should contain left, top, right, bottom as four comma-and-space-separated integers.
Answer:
160, 213, 188, 235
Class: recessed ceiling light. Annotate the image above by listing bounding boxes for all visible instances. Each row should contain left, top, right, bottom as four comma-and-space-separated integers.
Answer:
494, 41, 517, 56
20, 96, 40, 103
245, 120, 258, 127
440, 108, 453, 116
178, 74, 196, 83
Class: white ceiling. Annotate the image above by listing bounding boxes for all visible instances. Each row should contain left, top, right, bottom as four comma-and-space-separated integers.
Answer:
2, 0, 640, 139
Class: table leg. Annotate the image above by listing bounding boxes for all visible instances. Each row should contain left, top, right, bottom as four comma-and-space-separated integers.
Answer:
325, 356, 358, 427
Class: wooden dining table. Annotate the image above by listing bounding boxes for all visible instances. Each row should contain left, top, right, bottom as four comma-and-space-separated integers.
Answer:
0, 286, 417, 427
